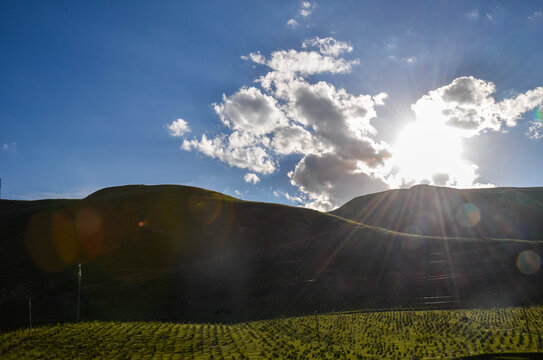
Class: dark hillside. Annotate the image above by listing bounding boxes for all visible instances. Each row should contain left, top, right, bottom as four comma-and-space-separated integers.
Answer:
1, 185, 542, 327
331, 185, 543, 240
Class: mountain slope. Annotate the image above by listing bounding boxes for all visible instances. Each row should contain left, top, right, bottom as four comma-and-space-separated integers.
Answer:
331, 185, 543, 240
1, 184, 542, 326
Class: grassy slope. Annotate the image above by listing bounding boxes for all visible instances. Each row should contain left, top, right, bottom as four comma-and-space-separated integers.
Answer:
1, 306, 543, 359
1, 185, 542, 326
331, 185, 543, 240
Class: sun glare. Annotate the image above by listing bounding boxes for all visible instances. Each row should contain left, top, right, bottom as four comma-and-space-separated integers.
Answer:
393, 122, 463, 183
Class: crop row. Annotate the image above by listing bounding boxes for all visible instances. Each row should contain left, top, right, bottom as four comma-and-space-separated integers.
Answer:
1, 306, 542, 359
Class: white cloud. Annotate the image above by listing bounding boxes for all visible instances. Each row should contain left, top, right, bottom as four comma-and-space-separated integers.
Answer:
411, 76, 543, 137
527, 121, 543, 139
268, 50, 357, 76
528, 11, 542, 20
271, 125, 323, 155
388, 54, 418, 64
247, 48, 359, 99
274, 79, 391, 163
271, 189, 304, 205
244, 173, 260, 184
465, 9, 479, 19
167, 118, 190, 137
299, 1, 314, 17
2, 142, 16, 151
182, 133, 276, 174
287, 18, 299, 28
213, 87, 287, 135
241, 52, 266, 65
245, 49, 357, 81
498, 87, 543, 127
373, 92, 388, 106
302, 37, 353, 57
485, 6, 504, 22
288, 153, 389, 211
286, 2, 315, 28
284, 192, 303, 204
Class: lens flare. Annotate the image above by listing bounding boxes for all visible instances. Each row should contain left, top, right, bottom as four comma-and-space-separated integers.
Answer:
76, 207, 102, 235
25, 211, 67, 272
51, 212, 80, 265
76, 207, 104, 257
456, 203, 481, 227
188, 194, 223, 224
535, 107, 542, 120
516, 250, 541, 275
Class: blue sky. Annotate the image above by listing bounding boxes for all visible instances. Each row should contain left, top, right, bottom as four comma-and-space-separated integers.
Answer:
1, 1, 543, 210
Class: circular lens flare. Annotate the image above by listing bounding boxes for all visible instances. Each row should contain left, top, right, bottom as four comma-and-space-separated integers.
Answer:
76, 207, 104, 257
456, 203, 481, 227
51, 212, 80, 265
516, 250, 541, 275
188, 194, 223, 225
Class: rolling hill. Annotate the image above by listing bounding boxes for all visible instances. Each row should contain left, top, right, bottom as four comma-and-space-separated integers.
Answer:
331, 185, 543, 240
1, 184, 542, 327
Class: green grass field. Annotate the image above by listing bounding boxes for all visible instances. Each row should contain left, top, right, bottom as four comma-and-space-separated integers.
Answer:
2, 307, 543, 359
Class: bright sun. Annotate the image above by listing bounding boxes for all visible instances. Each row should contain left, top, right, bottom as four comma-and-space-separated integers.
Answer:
392, 122, 463, 183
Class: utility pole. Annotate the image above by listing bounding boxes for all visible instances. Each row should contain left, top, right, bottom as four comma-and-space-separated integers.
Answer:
0, 177, 2, 199
77, 264, 81, 322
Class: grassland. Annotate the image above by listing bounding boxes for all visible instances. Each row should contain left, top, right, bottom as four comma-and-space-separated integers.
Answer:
2, 307, 543, 359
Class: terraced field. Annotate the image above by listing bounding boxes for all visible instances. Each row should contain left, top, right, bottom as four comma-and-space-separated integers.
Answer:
2, 307, 543, 359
